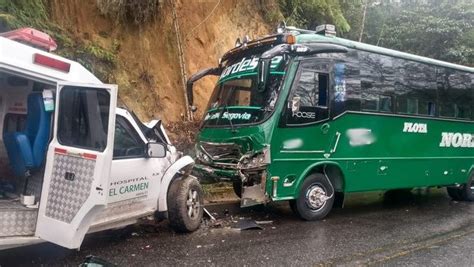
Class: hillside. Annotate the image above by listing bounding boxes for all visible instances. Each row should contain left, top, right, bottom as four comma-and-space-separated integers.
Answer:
0, 0, 277, 123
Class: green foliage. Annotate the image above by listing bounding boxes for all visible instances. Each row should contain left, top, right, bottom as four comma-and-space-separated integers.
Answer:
0, 0, 120, 82
95, 0, 161, 26
0, 0, 49, 30
62, 42, 118, 82
82, 43, 117, 65
339, 0, 364, 40
342, 0, 474, 65
278, 0, 350, 32
0, 0, 74, 51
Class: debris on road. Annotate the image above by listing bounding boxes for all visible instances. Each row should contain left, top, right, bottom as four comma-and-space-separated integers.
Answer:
234, 219, 263, 230
80, 255, 116, 267
255, 220, 273, 225
203, 207, 216, 221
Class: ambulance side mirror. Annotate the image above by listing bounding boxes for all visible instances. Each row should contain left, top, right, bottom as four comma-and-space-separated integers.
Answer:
146, 142, 167, 158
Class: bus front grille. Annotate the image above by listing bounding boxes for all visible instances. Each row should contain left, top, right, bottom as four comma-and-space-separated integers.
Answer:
200, 142, 242, 163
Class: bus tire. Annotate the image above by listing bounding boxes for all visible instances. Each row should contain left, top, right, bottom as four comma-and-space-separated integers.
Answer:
447, 187, 463, 201
232, 181, 242, 198
167, 176, 204, 232
289, 199, 297, 214
447, 174, 474, 202
292, 173, 335, 221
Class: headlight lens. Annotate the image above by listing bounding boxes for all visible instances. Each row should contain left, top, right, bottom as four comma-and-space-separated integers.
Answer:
196, 146, 211, 163
239, 146, 270, 169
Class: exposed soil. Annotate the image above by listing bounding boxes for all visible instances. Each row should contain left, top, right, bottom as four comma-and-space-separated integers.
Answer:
47, 0, 278, 124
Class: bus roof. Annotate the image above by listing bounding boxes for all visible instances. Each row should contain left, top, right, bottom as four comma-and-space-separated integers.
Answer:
296, 33, 474, 73
222, 31, 473, 73
0, 36, 101, 85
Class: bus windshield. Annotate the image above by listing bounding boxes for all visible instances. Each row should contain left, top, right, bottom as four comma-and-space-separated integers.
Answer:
202, 55, 288, 127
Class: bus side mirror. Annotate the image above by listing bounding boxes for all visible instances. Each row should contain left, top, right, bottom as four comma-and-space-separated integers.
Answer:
257, 58, 271, 92
146, 142, 166, 158
291, 96, 301, 114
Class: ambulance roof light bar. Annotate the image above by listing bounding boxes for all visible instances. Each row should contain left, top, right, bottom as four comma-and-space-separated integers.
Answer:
0, 27, 58, 52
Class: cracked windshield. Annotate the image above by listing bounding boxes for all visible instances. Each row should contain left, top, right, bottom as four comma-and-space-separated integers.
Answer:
202, 55, 288, 127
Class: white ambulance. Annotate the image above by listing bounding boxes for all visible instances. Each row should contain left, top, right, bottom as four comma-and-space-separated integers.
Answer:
0, 28, 203, 250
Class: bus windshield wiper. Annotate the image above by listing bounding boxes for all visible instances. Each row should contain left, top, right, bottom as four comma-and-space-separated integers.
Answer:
214, 86, 236, 127
225, 105, 238, 133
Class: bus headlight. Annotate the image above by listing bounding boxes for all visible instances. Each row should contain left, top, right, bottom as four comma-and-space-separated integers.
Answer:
196, 146, 211, 163
239, 146, 271, 169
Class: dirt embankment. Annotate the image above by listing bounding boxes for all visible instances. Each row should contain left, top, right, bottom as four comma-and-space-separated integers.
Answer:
47, 0, 277, 124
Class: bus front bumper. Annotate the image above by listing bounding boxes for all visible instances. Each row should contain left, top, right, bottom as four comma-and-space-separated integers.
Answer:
192, 163, 240, 184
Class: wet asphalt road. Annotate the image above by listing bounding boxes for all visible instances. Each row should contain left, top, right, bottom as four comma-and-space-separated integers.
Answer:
1, 189, 474, 266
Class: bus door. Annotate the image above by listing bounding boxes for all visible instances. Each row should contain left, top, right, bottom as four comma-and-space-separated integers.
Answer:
278, 59, 336, 156
36, 82, 117, 249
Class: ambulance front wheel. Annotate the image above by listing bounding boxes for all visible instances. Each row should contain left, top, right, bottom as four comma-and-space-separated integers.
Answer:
167, 176, 204, 232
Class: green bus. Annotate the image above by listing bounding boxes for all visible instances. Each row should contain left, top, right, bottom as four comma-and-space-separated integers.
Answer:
188, 24, 474, 220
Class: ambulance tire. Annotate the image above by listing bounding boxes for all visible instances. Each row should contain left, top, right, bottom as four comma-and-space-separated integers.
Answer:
292, 173, 335, 221
167, 176, 204, 232
232, 181, 242, 198
447, 174, 474, 202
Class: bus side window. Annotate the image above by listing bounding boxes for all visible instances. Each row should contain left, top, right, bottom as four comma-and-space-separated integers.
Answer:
287, 64, 329, 125
455, 104, 470, 120
438, 68, 472, 120
407, 98, 418, 114
395, 60, 438, 117
360, 52, 395, 113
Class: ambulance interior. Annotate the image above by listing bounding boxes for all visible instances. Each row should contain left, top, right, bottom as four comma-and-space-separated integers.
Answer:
0, 71, 53, 237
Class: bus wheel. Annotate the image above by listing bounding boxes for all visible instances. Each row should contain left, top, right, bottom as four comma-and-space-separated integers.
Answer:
447, 174, 474, 202
292, 173, 335, 221
167, 176, 204, 232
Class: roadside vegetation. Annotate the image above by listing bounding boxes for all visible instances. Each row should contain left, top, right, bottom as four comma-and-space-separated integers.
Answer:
0, 0, 119, 82
95, 0, 161, 26
341, 0, 474, 65
278, 0, 350, 33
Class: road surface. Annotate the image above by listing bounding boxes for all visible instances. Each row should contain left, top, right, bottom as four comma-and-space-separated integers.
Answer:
1, 189, 474, 266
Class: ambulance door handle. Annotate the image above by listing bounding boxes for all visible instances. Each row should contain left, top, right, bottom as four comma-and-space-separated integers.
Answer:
64, 172, 75, 181
95, 186, 104, 196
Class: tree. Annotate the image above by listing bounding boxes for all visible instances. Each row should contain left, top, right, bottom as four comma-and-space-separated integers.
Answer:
278, 0, 350, 33
343, 0, 474, 65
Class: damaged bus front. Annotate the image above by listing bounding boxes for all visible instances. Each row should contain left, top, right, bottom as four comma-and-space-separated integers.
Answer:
188, 31, 347, 209
195, 52, 289, 207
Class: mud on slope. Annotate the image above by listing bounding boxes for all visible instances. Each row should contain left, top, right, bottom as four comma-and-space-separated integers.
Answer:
47, 0, 279, 124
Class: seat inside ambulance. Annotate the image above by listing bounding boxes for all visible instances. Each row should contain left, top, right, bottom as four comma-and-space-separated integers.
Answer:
0, 75, 52, 198
4, 93, 51, 177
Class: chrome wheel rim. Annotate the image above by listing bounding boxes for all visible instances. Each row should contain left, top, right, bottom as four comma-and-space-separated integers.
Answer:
305, 184, 328, 211
186, 189, 200, 219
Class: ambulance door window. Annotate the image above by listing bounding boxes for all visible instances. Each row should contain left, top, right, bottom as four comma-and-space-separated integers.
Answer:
57, 87, 110, 151
113, 115, 145, 159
